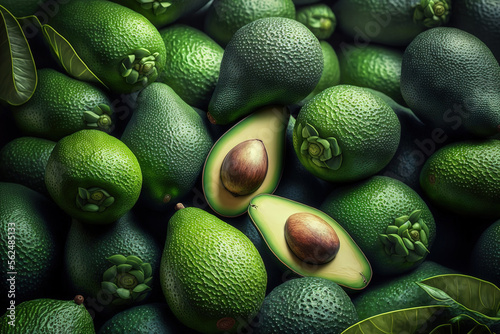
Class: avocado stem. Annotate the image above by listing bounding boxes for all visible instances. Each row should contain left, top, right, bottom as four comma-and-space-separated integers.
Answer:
207, 112, 217, 124
74, 295, 84, 305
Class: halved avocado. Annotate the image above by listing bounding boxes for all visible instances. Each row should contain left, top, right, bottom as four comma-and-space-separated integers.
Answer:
248, 194, 372, 290
202, 105, 289, 217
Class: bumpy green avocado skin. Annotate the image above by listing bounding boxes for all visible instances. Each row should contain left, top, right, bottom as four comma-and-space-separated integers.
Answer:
160, 207, 267, 334
420, 139, 500, 218
0, 182, 65, 307
47, 0, 166, 93
0, 298, 95, 333
208, 17, 323, 125
121, 83, 213, 210
401, 27, 500, 137
255, 277, 358, 334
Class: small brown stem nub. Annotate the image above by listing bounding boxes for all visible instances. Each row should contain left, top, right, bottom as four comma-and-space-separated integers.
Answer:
207, 112, 217, 124
175, 203, 185, 211
74, 295, 84, 305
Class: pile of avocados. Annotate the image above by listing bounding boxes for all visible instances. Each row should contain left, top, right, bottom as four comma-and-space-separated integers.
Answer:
1, 0, 500, 333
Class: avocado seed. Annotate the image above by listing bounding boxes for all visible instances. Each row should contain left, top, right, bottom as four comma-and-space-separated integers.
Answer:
284, 212, 340, 265
220, 139, 268, 196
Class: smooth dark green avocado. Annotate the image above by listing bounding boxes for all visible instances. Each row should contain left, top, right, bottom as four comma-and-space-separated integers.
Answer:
121, 82, 213, 211
401, 27, 500, 137
0, 296, 95, 333
207, 17, 323, 125
420, 139, 500, 218
0, 182, 67, 307
202, 105, 289, 217
248, 194, 372, 291
0, 137, 56, 195
255, 277, 359, 334
353, 261, 456, 320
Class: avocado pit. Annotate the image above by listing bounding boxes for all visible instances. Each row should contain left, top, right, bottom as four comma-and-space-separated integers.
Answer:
220, 139, 268, 196
284, 212, 340, 265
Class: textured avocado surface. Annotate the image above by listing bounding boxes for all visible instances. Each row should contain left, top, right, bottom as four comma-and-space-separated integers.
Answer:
160, 206, 267, 334
121, 82, 213, 210
255, 276, 359, 334
420, 139, 500, 218
0, 297, 95, 333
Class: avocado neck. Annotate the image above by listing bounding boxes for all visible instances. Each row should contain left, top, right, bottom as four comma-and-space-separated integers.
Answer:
378, 210, 431, 264
136, 0, 172, 16
76, 187, 115, 212
120, 48, 160, 86
101, 254, 153, 306
413, 0, 451, 28
297, 122, 343, 170
83, 104, 113, 131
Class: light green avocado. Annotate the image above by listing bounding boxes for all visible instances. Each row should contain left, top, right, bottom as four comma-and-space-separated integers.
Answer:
202, 105, 289, 217
110, 0, 210, 27
420, 139, 500, 218
248, 194, 372, 291
46, 0, 166, 94
160, 204, 267, 334
0, 296, 95, 333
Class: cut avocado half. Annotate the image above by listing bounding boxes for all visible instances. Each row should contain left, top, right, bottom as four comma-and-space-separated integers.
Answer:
248, 194, 372, 290
202, 105, 289, 217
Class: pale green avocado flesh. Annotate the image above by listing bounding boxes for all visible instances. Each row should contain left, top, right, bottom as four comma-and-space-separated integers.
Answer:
248, 194, 372, 290
202, 105, 289, 217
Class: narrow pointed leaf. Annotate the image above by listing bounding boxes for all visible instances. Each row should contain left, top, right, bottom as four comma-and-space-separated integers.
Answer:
107, 254, 127, 266
132, 283, 151, 293
42, 24, 107, 88
102, 265, 117, 281
129, 270, 144, 283
116, 288, 131, 300
126, 255, 143, 269
101, 281, 118, 294
141, 263, 152, 278
341, 306, 451, 334
0, 6, 37, 106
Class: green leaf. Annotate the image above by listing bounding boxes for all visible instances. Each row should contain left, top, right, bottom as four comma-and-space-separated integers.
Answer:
0, 5, 36, 106
101, 281, 118, 294
132, 283, 151, 293
102, 265, 117, 282
448, 314, 493, 334
419, 274, 500, 318
107, 254, 127, 266
116, 288, 131, 300
141, 263, 152, 278
42, 24, 107, 89
341, 305, 451, 334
